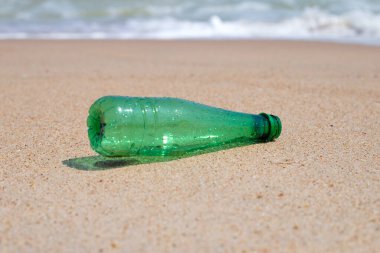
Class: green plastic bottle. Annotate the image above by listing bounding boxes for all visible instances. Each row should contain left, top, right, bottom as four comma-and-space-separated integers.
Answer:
87, 96, 281, 157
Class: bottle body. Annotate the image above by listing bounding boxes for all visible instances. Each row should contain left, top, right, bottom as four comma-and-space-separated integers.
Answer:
87, 96, 281, 157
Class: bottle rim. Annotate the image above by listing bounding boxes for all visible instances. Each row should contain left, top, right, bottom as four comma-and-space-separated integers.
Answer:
260, 113, 282, 142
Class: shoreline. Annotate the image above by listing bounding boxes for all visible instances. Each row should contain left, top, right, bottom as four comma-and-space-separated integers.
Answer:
0, 37, 379, 47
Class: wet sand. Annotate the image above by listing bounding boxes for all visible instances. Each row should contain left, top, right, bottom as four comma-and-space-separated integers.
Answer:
0, 40, 379, 252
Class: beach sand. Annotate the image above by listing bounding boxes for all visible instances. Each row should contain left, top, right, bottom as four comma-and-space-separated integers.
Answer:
0, 40, 379, 252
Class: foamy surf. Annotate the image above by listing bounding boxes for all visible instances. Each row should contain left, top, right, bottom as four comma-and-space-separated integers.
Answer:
0, 0, 379, 45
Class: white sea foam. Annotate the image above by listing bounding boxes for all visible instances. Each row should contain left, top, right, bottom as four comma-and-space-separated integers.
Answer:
0, 0, 379, 44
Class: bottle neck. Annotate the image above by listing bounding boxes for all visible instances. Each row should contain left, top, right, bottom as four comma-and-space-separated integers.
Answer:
258, 113, 282, 142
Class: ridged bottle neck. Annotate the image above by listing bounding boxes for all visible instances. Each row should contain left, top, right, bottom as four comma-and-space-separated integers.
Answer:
259, 113, 282, 142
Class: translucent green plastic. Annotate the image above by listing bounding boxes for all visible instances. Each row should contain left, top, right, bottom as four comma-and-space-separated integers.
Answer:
87, 96, 281, 157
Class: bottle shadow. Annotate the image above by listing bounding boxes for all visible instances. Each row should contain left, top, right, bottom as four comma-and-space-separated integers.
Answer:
62, 155, 180, 171
63, 140, 267, 171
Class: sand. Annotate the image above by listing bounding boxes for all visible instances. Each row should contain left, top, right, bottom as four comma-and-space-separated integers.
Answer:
0, 40, 379, 252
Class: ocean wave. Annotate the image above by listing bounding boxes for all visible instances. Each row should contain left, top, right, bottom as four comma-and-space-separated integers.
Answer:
0, 0, 380, 44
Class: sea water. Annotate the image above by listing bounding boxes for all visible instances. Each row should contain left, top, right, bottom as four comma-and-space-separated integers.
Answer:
1, 0, 379, 44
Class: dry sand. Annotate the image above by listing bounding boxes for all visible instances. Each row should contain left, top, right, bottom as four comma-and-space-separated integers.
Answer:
0, 40, 379, 252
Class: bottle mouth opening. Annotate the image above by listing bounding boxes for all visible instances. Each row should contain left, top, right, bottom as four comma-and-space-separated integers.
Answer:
260, 113, 282, 142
